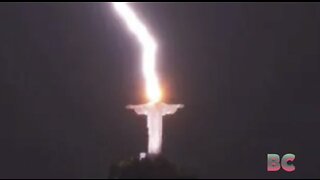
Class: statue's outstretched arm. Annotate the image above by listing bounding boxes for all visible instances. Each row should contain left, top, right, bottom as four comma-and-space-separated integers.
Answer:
126, 104, 148, 115
162, 104, 184, 115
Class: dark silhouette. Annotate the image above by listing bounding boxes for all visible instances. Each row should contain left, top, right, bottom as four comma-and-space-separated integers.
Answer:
108, 155, 197, 179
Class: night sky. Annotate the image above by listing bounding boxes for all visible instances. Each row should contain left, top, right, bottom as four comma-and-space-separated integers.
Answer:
0, 3, 319, 178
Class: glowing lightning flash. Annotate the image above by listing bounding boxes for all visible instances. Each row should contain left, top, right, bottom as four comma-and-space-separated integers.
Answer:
112, 2, 161, 103
112, 2, 183, 156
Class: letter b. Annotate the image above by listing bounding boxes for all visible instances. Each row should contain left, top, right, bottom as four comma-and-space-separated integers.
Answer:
267, 154, 281, 172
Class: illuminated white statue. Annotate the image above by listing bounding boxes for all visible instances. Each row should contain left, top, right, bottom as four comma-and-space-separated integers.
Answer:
127, 103, 184, 155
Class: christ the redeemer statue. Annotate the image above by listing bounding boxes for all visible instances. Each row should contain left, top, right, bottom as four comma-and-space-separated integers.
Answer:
127, 102, 184, 156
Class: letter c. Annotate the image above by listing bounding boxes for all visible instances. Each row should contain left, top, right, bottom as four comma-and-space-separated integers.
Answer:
281, 153, 295, 172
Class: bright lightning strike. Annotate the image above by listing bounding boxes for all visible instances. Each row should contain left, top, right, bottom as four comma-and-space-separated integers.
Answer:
112, 2, 162, 103
112, 2, 183, 156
